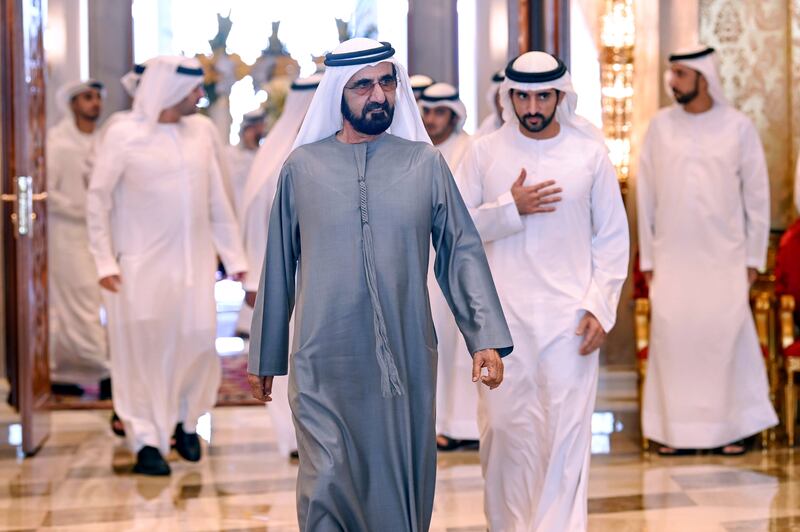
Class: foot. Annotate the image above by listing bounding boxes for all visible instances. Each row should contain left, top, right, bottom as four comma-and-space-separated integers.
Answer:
173, 423, 202, 462
289, 450, 299, 460
133, 446, 171, 476
657, 446, 695, 456
51, 382, 85, 397
715, 440, 747, 456
110, 412, 126, 437
436, 435, 479, 451
98, 378, 112, 401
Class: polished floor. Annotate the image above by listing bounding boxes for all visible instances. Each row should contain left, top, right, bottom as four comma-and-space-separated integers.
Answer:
1, 404, 799, 531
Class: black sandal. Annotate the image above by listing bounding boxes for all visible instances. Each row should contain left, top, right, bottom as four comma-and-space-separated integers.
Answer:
110, 412, 126, 437
713, 440, 748, 456
657, 446, 695, 456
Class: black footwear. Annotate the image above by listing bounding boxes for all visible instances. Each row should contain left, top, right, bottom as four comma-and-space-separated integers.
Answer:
51, 382, 85, 396
110, 412, 126, 437
173, 423, 202, 462
436, 435, 480, 452
133, 446, 171, 476
289, 450, 299, 460
713, 439, 748, 456
657, 446, 696, 457
99, 378, 112, 400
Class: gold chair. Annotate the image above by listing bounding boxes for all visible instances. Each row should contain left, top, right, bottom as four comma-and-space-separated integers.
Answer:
634, 298, 650, 451
635, 291, 778, 451
780, 295, 799, 446
752, 291, 777, 448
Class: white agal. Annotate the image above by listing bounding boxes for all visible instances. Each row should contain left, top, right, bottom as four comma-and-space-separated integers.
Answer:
47, 116, 110, 385
638, 103, 778, 449
457, 123, 629, 531
86, 115, 247, 455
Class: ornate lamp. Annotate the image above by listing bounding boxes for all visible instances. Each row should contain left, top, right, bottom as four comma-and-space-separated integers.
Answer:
600, 0, 634, 191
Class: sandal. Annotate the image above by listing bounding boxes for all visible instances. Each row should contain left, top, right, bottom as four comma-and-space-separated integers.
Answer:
714, 440, 748, 456
657, 446, 695, 456
110, 412, 126, 437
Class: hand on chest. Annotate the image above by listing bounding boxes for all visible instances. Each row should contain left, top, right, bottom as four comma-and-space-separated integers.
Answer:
483, 153, 593, 207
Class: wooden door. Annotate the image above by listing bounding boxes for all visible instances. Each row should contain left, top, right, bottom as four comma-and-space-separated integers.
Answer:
1, 0, 51, 455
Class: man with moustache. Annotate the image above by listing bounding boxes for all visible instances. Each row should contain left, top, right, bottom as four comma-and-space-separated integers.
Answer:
457, 51, 629, 531
638, 46, 776, 456
247, 38, 512, 530
87, 56, 247, 475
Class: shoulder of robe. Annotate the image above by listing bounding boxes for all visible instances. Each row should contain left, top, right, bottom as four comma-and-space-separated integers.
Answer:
96, 115, 141, 148
722, 106, 758, 133
382, 133, 439, 162
183, 114, 220, 140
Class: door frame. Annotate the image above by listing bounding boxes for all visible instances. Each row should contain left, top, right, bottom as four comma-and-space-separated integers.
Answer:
1, 0, 51, 456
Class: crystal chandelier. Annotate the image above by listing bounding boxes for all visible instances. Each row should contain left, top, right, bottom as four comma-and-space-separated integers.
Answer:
600, 0, 634, 190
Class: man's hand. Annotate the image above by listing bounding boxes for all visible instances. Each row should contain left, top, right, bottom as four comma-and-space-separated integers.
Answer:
748, 267, 758, 286
576, 312, 606, 355
99, 275, 122, 293
472, 349, 504, 390
247, 374, 273, 403
229, 271, 246, 283
642, 271, 653, 286
511, 168, 562, 215
245, 291, 257, 308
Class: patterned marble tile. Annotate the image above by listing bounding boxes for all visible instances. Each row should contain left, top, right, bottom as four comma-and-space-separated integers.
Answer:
1, 404, 800, 530
588, 491, 696, 514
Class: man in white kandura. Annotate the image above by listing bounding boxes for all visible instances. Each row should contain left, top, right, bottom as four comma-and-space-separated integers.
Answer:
239, 73, 322, 459
225, 109, 266, 216
116, 62, 237, 206
457, 51, 629, 531
226, 109, 266, 338
473, 70, 505, 139
638, 46, 777, 456
418, 81, 478, 450
47, 79, 111, 399
410, 74, 434, 100
87, 56, 247, 476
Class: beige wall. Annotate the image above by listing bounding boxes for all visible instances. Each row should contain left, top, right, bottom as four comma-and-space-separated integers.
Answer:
700, 0, 796, 228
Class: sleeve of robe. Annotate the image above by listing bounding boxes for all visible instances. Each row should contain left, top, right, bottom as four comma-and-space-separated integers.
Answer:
579, 150, 630, 333
739, 121, 770, 271
46, 140, 86, 222
208, 152, 248, 275
456, 142, 525, 243
247, 163, 300, 376
85, 127, 125, 280
636, 123, 657, 273
431, 153, 514, 358
242, 185, 273, 293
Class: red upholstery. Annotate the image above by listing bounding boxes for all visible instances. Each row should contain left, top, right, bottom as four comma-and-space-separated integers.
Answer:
775, 219, 800, 303
637, 346, 648, 361
786, 341, 800, 358
632, 252, 649, 300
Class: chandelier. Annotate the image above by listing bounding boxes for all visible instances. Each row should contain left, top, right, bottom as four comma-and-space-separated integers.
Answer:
600, 0, 634, 190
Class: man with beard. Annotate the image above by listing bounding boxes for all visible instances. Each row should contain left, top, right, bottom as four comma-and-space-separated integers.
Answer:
457, 51, 629, 530
247, 38, 512, 530
87, 56, 247, 475
47, 80, 111, 398
638, 46, 776, 456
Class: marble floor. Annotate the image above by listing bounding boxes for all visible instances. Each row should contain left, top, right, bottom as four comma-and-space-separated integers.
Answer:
0, 405, 799, 531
